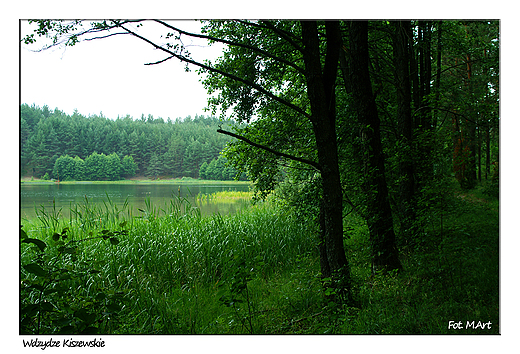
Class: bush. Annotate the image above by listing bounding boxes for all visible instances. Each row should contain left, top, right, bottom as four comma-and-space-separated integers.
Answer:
20, 224, 128, 334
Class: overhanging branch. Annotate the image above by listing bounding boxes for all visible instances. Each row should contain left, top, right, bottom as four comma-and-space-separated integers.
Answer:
116, 23, 311, 120
217, 128, 321, 172
153, 20, 305, 75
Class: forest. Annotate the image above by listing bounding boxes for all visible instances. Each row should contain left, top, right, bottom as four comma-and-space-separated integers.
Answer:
20, 104, 245, 181
20, 20, 499, 336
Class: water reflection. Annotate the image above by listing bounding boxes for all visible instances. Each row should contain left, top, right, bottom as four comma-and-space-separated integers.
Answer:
20, 182, 251, 220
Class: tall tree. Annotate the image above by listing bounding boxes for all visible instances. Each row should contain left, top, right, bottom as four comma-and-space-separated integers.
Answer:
392, 21, 416, 242
300, 21, 351, 290
348, 21, 402, 273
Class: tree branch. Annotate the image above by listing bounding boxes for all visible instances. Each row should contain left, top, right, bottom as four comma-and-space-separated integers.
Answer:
257, 20, 304, 53
439, 56, 497, 76
216, 128, 321, 171
144, 55, 174, 66
116, 23, 311, 120
154, 20, 305, 75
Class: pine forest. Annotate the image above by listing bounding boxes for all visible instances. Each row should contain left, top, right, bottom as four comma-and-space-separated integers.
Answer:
20, 103, 245, 181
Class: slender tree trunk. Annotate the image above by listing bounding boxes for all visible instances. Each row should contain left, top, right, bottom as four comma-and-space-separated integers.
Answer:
477, 121, 482, 182
414, 21, 434, 187
348, 21, 402, 273
301, 21, 352, 301
465, 53, 478, 188
486, 123, 491, 180
392, 21, 416, 244
424, 22, 432, 127
409, 23, 420, 123
418, 21, 432, 129
434, 21, 442, 129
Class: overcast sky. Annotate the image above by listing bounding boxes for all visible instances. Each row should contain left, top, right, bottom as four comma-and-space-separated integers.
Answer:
21, 20, 225, 121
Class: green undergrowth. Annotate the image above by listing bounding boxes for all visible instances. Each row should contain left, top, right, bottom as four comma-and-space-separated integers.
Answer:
340, 181, 499, 334
20, 183, 499, 334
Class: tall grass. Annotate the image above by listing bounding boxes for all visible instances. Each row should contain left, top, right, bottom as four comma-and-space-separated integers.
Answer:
20, 181, 499, 334
21, 193, 319, 334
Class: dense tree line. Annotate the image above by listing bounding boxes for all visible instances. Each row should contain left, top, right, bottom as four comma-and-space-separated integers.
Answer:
199, 155, 245, 181
20, 104, 243, 180
24, 20, 499, 304
47, 152, 137, 181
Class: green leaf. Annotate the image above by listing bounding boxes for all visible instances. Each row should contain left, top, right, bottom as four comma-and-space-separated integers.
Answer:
324, 287, 337, 296
20, 227, 28, 240
105, 303, 121, 313
40, 301, 55, 312
22, 238, 47, 252
23, 263, 47, 277
21, 303, 39, 317
74, 308, 96, 323
109, 237, 119, 245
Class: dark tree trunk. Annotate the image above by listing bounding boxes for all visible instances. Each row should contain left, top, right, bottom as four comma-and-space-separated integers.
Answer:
392, 21, 416, 243
301, 21, 352, 301
464, 54, 478, 189
409, 23, 420, 125
434, 21, 442, 129
485, 124, 491, 180
414, 22, 435, 187
348, 21, 402, 273
477, 121, 482, 182
418, 21, 432, 129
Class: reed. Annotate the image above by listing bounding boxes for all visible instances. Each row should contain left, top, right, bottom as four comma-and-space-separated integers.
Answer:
21, 194, 318, 334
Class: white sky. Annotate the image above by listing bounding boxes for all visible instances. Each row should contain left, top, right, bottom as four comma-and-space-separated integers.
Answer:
21, 20, 225, 121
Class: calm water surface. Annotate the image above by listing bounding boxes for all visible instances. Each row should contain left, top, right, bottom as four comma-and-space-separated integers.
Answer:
20, 182, 251, 220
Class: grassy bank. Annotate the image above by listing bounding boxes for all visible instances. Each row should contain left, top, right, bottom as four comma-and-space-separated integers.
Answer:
20, 184, 499, 334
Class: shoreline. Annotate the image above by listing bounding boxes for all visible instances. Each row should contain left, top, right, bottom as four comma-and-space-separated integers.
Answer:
20, 177, 251, 186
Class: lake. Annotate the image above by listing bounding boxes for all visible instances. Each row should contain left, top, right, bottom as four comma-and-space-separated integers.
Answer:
20, 182, 252, 220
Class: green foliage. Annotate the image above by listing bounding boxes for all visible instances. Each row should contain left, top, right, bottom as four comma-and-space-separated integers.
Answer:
20, 104, 241, 180
72, 156, 86, 180
121, 155, 137, 177
20, 222, 128, 334
216, 250, 263, 334
51, 151, 138, 181
198, 161, 208, 180
200, 155, 243, 181
482, 162, 499, 199
52, 155, 75, 181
